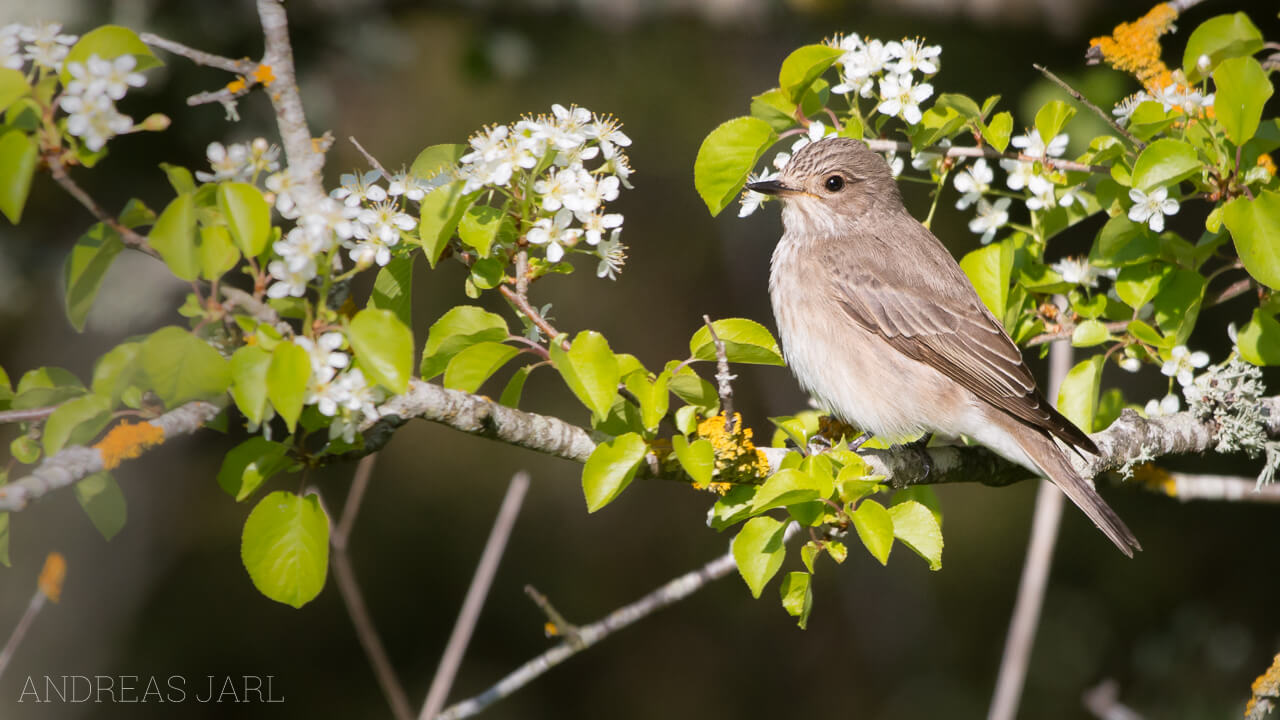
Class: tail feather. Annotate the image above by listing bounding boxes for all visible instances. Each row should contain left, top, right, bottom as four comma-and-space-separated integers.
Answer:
1031, 434, 1141, 557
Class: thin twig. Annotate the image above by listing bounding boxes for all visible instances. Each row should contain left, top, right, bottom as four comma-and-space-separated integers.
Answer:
0, 405, 62, 425
524, 585, 583, 648
0, 553, 63, 682
1143, 472, 1280, 504
862, 139, 1108, 175
1206, 276, 1254, 307
987, 339, 1072, 720
140, 32, 255, 74
349, 136, 394, 181
420, 471, 531, 720
702, 315, 736, 433
435, 523, 800, 720
1025, 319, 1128, 348
322, 463, 415, 720
44, 153, 155, 256
499, 286, 567, 350
1034, 64, 1143, 149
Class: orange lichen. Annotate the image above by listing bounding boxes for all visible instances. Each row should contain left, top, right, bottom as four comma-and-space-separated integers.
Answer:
1258, 154, 1277, 177
94, 422, 165, 471
696, 413, 770, 482
251, 64, 275, 86
38, 552, 66, 603
1132, 462, 1176, 496
1246, 653, 1280, 718
1089, 3, 1180, 94
225, 76, 248, 94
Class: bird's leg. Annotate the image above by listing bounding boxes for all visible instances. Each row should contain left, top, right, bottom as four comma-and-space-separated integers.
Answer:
902, 433, 935, 480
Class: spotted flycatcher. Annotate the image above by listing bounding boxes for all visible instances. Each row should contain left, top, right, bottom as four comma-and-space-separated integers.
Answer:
748, 137, 1140, 556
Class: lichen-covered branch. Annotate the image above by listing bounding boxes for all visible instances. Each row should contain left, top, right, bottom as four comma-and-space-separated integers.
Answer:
0, 402, 220, 512
1247, 653, 1280, 720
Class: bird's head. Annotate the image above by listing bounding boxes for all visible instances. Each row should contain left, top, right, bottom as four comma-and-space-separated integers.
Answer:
747, 137, 903, 232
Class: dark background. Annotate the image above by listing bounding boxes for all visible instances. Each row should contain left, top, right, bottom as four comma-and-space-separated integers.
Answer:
1, 0, 1278, 718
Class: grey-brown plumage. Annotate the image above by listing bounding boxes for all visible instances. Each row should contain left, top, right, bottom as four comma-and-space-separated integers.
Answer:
748, 137, 1140, 556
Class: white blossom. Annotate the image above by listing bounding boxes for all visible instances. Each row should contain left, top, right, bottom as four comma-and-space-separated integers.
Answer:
1119, 356, 1142, 373
1128, 186, 1179, 232
0, 25, 24, 70
876, 73, 932, 125
1010, 129, 1067, 159
969, 197, 1010, 244
332, 170, 388, 208
59, 93, 132, 152
1144, 393, 1181, 417
952, 158, 992, 210
196, 138, 279, 183
882, 151, 904, 178
1112, 92, 1153, 126
596, 230, 627, 280
1162, 345, 1210, 387
19, 21, 75, 71
527, 208, 582, 262
1050, 256, 1109, 288
887, 38, 941, 75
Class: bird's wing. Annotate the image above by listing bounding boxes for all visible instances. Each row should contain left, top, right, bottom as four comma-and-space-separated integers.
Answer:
831, 262, 1098, 454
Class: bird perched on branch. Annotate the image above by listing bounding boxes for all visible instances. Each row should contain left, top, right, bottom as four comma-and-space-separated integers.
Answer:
747, 136, 1140, 556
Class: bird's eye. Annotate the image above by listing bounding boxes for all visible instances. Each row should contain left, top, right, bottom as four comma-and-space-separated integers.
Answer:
824, 175, 845, 192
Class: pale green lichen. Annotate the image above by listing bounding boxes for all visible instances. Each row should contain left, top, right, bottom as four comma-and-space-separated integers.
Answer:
1182, 357, 1276, 487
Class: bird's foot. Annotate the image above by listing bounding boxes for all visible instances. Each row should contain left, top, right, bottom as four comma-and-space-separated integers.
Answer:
902, 433, 935, 481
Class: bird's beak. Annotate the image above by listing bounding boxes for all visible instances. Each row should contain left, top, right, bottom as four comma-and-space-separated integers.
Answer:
746, 179, 796, 196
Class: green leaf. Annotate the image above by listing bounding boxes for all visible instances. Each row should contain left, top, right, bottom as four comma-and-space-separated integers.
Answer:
349, 308, 414, 394
1238, 309, 1280, 366
417, 181, 476, 267
689, 318, 785, 366
1131, 139, 1200, 192
158, 163, 195, 195
241, 491, 329, 608
217, 182, 272, 257
752, 468, 831, 513
118, 198, 155, 229
551, 331, 620, 422
370, 255, 414, 328
1089, 215, 1159, 267
443, 341, 519, 393
671, 435, 715, 486
458, 204, 513, 258
887, 500, 944, 570
780, 571, 813, 629
10, 435, 39, 464
0, 512, 8, 567
983, 111, 1013, 152
198, 225, 239, 281
61, 25, 162, 85
409, 143, 465, 180
960, 239, 1012, 319
1071, 319, 1111, 347
217, 437, 293, 502
1127, 319, 1170, 349
667, 366, 720, 412
0, 68, 30, 114
91, 342, 141, 404
1114, 262, 1173, 308
74, 471, 126, 541
43, 393, 112, 456
694, 117, 779, 216
750, 88, 799, 133
267, 341, 310, 433
1058, 355, 1104, 430
852, 499, 894, 565
140, 327, 231, 406
731, 516, 787, 598
1223, 191, 1280, 289
778, 44, 843, 103
149, 194, 199, 281
1152, 270, 1207, 345
582, 432, 647, 512
0, 129, 37, 223
1034, 100, 1076, 143
499, 365, 531, 407
1213, 57, 1273, 145
625, 370, 670, 432
936, 93, 982, 120
12, 366, 85, 410
63, 223, 124, 331
420, 306, 509, 379
1184, 13, 1264, 84
230, 346, 272, 425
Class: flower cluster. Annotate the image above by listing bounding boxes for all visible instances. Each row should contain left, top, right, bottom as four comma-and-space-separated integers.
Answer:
58, 52, 148, 152
1, 21, 76, 73
455, 104, 633, 276
828, 34, 940, 126
195, 139, 281, 183
292, 333, 384, 442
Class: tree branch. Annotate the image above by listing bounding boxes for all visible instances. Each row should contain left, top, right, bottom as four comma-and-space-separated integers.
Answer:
420, 471, 530, 720
45, 152, 155, 256
1033, 63, 1143, 149
1247, 653, 1280, 720
140, 33, 255, 74
433, 523, 799, 720
862, 139, 1107, 175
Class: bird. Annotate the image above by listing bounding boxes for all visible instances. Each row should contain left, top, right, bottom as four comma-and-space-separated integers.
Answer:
746, 136, 1140, 557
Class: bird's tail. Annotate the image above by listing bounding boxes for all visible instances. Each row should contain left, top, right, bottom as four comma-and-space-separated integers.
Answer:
1030, 435, 1142, 557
